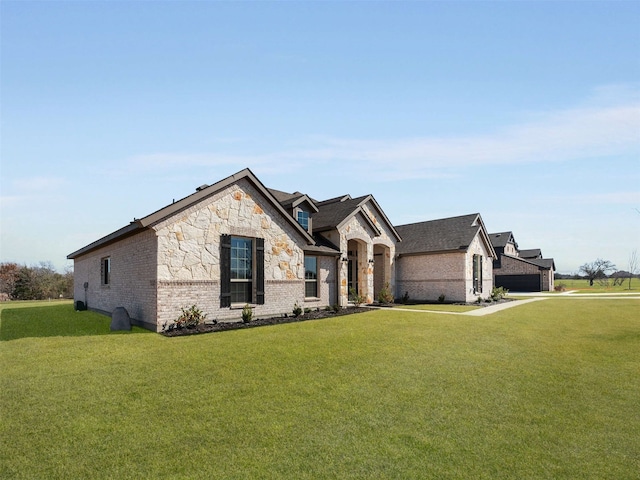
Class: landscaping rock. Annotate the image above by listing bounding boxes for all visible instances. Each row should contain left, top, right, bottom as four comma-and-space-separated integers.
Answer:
111, 306, 131, 331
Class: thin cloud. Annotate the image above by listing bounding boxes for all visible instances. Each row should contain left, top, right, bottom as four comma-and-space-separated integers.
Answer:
564, 191, 640, 205
12, 176, 67, 192
120, 86, 640, 181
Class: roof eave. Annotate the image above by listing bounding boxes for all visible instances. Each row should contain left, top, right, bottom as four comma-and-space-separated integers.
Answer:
67, 221, 143, 259
336, 206, 382, 236
397, 247, 467, 258
359, 195, 402, 242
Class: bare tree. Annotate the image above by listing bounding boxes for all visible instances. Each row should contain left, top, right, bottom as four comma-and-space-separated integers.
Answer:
579, 259, 616, 286
629, 249, 639, 290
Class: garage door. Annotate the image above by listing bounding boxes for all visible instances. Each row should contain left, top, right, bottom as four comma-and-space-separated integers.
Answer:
495, 274, 540, 292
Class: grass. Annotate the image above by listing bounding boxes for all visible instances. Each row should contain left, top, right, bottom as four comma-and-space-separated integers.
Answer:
0, 301, 150, 340
554, 277, 640, 293
392, 303, 481, 312
1, 299, 639, 479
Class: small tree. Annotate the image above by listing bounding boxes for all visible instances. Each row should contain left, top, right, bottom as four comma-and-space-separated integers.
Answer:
377, 282, 394, 304
349, 288, 366, 307
579, 259, 616, 286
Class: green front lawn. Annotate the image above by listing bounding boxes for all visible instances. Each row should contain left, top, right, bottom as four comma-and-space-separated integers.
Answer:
392, 303, 481, 312
1, 300, 639, 479
0, 301, 150, 340
555, 277, 640, 293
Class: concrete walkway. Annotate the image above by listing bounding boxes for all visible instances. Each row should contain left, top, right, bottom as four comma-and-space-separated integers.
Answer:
377, 291, 639, 317
465, 298, 547, 316
509, 291, 640, 299
383, 297, 547, 317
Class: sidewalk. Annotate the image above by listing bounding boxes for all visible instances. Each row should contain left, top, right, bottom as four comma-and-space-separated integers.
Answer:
465, 298, 547, 316
380, 292, 639, 317
384, 297, 547, 317
509, 291, 640, 299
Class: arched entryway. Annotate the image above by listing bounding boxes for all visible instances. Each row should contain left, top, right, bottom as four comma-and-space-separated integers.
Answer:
373, 243, 392, 301
347, 238, 371, 303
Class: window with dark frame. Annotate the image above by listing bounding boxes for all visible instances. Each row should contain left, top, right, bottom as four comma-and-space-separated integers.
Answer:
231, 237, 253, 304
304, 256, 318, 298
473, 254, 483, 294
220, 235, 265, 307
297, 210, 309, 231
101, 257, 111, 285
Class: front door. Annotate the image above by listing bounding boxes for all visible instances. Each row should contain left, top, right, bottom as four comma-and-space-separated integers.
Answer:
348, 251, 358, 295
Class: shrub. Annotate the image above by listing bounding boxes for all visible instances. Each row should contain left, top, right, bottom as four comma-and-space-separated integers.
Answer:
377, 283, 394, 304
241, 304, 253, 324
304, 307, 312, 314
490, 287, 508, 302
476, 296, 482, 304
401, 291, 410, 304
174, 305, 207, 330
292, 303, 302, 317
438, 294, 446, 303
554, 283, 566, 292
349, 288, 366, 307
332, 303, 340, 313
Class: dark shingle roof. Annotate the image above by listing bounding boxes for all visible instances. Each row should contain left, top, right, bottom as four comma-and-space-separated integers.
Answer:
267, 188, 319, 212
313, 195, 371, 231
503, 254, 555, 271
267, 188, 303, 206
396, 213, 486, 255
489, 231, 516, 248
303, 234, 341, 256
519, 248, 542, 259
68, 169, 316, 259
528, 257, 555, 270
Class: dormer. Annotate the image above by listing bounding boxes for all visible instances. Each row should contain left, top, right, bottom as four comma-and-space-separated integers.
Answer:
267, 188, 319, 234
489, 231, 518, 256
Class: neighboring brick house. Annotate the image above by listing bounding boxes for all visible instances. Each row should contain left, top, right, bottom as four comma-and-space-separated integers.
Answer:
68, 168, 400, 331
489, 232, 555, 292
394, 214, 496, 303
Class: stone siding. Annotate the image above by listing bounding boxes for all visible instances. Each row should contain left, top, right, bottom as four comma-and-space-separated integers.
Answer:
333, 205, 398, 305
152, 178, 310, 329
362, 203, 397, 300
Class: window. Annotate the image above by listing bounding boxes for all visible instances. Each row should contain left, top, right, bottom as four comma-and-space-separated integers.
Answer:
473, 254, 483, 294
231, 237, 253, 303
304, 256, 318, 298
101, 257, 111, 285
297, 210, 309, 231
220, 235, 264, 307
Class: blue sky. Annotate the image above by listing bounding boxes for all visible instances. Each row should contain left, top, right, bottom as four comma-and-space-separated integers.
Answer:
1, 1, 639, 274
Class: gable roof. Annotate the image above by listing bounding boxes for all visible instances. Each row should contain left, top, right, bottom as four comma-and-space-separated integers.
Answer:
68, 168, 316, 259
519, 248, 542, 259
503, 254, 555, 271
489, 231, 518, 249
396, 213, 496, 258
267, 188, 319, 213
312, 194, 402, 241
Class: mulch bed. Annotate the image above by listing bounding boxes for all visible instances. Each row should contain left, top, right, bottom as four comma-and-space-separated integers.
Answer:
161, 298, 514, 337
161, 306, 371, 337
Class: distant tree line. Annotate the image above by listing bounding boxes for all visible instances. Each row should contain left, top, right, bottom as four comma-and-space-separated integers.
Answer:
555, 252, 639, 290
0, 262, 73, 301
